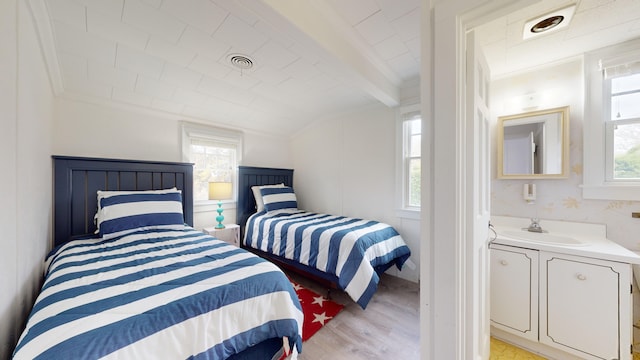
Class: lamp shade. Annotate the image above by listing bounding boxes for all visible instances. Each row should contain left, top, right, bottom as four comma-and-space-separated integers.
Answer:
208, 182, 233, 201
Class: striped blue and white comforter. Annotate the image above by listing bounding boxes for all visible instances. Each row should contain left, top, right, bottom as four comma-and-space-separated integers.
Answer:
13, 227, 303, 360
244, 210, 411, 309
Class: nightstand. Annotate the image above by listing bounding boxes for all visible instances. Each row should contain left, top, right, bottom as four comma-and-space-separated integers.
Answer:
203, 223, 240, 247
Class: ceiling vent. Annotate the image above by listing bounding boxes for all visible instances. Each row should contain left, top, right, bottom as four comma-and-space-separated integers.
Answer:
227, 54, 255, 71
523, 5, 576, 40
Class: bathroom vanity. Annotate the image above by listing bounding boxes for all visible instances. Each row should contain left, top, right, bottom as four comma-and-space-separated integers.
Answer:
490, 216, 640, 360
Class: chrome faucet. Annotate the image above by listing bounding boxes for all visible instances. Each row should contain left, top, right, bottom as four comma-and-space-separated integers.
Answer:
527, 218, 544, 233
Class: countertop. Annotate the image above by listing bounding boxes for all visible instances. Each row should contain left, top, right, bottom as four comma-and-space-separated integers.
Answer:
491, 215, 640, 264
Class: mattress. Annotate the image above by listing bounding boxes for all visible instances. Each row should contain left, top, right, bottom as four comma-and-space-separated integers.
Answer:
244, 209, 411, 308
13, 227, 303, 360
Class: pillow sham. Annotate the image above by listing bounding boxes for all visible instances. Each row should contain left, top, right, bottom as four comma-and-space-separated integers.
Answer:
251, 183, 285, 212
96, 188, 185, 239
260, 186, 298, 212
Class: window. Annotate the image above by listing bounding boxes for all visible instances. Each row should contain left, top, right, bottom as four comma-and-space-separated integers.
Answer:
181, 122, 242, 206
583, 39, 640, 200
607, 73, 640, 180
397, 105, 421, 213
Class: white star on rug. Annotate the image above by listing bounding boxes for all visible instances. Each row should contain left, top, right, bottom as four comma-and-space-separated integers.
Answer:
312, 312, 332, 326
292, 283, 303, 291
312, 296, 326, 307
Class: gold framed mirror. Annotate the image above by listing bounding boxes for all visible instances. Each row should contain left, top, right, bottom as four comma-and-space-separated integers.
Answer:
497, 106, 569, 179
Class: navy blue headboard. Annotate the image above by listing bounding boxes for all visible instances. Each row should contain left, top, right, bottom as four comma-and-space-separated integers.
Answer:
53, 156, 194, 248
237, 166, 294, 239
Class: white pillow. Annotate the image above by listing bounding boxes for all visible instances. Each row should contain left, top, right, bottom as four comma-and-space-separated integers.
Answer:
251, 183, 285, 212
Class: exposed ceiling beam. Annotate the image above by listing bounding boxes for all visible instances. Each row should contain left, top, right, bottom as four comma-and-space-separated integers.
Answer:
244, 0, 401, 107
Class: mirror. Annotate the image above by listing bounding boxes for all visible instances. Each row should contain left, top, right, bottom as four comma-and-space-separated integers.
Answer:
497, 106, 569, 179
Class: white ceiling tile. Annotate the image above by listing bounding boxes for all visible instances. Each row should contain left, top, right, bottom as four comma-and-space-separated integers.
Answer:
282, 58, 321, 81
374, 35, 410, 60
58, 52, 88, 82
88, 61, 137, 90
178, 27, 230, 62
199, 82, 255, 107
122, 0, 186, 44
145, 37, 196, 67
161, 63, 202, 89
46, 0, 86, 30
250, 64, 290, 85
53, 21, 117, 62
151, 97, 185, 114
87, 8, 148, 50
405, 37, 420, 60
135, 75, 175, 100
390, 9, 419, 42
112, 87, 153, 106
327, 0, 380, 26
212, 14, 268, 54
253, 20, 295, 49
354, 11, 395, 45
253, 41, 299, 69
172, 88, 209, 107
160, 0, 228, 35
386, 52, 419, 80
82, 0, 124, 20
222, 70, 260, 90
116, 44, 164, 78
212, 0, 259, 26
139, 0, 162, 9
189, 56, 231, 78
377, 0, 419, 22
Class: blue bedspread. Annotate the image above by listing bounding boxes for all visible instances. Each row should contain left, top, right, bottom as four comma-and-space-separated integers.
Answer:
244, 210, 411, 308
13, 227, 303, 360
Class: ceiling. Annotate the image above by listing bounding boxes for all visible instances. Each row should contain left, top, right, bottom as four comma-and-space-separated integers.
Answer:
30, 0, 640, 136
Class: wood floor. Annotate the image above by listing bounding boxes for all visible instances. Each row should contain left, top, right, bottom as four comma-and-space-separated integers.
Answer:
285, 271, 420, 360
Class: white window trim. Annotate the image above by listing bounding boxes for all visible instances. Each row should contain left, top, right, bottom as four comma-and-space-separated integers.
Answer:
583, 38, 640, 200
396, 103, 421, 220
181, 121, 243, 210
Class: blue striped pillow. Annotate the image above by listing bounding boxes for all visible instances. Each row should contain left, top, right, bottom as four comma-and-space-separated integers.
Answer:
260, 186, 298, 212
96, 188, 185, 239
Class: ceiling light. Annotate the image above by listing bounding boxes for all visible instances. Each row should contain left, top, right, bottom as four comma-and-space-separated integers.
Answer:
523, 5, 576, 40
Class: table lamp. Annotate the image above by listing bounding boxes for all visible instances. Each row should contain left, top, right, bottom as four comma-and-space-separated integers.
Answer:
209, 182, 232, 229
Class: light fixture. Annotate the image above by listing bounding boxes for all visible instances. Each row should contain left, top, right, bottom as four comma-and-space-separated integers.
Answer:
209, 182, 233, 229
522, 5, 575, 40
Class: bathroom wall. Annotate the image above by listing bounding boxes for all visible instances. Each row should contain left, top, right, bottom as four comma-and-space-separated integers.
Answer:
490, 59, 640, 252
491, 58, 640, 346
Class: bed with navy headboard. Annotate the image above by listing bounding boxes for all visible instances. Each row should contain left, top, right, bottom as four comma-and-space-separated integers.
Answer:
237, 166, 412, 309
12, 156, 302, 360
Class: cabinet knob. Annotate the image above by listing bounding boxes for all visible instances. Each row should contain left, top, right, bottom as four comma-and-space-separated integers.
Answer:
500, 260, 508, 266
576, 274, 587, 281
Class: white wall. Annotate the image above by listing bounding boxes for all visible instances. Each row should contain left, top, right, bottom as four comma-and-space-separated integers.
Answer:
53, 99, 293, 230
291, 103, 420, 283
491, 59, 640, 251
0, 1, 55, 357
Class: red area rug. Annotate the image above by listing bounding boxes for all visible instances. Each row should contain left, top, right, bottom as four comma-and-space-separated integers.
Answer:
280, 278, 344, 359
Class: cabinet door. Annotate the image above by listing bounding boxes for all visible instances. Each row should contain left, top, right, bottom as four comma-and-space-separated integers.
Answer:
490, 244, 538, 342
540, 253, 629, 360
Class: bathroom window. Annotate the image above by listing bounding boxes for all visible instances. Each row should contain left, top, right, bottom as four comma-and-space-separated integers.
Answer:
584, 40, 640, 200
606, 73, 640, 180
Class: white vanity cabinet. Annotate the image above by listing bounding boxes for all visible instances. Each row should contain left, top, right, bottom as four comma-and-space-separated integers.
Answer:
490, 243, 538, 342
490, 242, 634, 360
540, 252, 632, 360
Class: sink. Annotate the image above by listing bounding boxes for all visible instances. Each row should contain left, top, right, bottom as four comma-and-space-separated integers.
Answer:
501, 230, 588, 246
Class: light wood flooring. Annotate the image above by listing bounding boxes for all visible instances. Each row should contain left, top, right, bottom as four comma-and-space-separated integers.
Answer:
285, 271, 420, 360
286, 271, 553, 360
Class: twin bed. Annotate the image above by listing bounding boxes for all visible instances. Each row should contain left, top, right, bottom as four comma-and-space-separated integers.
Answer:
13, 157, 411, 360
